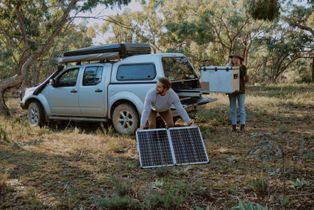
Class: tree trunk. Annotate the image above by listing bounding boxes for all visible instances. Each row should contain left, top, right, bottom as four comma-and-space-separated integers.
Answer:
312, 57, 314, 82
0, 0, 78, 116
0, 75, 23, 115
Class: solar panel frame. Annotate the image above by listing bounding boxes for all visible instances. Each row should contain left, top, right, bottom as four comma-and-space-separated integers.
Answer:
168, 126, 209, 166
136, 128, 175, 168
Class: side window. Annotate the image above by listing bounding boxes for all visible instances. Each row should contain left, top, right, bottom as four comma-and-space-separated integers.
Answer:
57, 68, 79, 87
117, 63, 156, 81
83, 66, 103, 86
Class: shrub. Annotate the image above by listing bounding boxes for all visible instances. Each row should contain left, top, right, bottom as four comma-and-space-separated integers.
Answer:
251, 176, 268, 196
231, 200, 268, 210
110, 176, 133, 196
97, 195, 141, 210
144, 180, 191, 209
291, 178, 310, 189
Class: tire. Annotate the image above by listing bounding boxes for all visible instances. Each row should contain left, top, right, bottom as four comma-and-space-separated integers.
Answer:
27, 101, 45, 127
112, 103, 139, 135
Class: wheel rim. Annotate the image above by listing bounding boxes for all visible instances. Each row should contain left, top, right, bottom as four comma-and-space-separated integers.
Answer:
118, 110, 134, 129
29, 105, 39, 125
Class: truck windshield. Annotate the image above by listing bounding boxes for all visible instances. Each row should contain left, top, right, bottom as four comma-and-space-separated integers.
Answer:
162, 57, 198, 81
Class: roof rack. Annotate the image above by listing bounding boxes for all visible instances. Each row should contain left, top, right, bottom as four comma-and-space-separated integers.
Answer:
58, 43, 151, 64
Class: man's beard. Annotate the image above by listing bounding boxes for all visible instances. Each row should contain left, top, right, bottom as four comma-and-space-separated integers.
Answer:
156, 89, 164, 95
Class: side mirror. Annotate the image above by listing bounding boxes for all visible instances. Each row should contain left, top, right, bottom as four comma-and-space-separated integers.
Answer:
57, 65, 64, 71
49, 79, 57, 87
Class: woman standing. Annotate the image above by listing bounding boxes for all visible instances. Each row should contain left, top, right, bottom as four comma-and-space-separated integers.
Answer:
228, 54, 248, 132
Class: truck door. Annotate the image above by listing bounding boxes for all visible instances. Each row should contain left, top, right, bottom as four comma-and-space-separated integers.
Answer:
78, 65, 109, 117
44, 67, 81, 116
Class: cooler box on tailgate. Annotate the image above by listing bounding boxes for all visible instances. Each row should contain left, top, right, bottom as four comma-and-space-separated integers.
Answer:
200, 66, 240, 94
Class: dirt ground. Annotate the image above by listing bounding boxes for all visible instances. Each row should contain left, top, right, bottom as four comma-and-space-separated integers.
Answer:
0, 84, 313, 209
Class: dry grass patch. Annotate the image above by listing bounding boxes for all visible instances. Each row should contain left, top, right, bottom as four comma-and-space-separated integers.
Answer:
0, 83, 313, 209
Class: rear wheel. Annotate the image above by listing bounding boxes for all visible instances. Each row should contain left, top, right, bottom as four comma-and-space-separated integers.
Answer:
27, 101, 45, 127
112, 103, 139, 135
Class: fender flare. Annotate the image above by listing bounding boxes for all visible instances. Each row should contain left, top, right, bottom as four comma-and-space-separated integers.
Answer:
108, 91, 144, 119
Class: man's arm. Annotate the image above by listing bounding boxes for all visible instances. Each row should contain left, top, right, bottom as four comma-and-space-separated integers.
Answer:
171, 91, 193, 125
139, 92, 153, 129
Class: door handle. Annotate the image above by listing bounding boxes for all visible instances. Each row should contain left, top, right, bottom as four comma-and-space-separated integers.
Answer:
95, 89, 103, 93
70, 89, 78, 93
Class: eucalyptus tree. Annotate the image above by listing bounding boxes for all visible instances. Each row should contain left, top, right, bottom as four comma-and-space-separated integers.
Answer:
0, 0, 130, 115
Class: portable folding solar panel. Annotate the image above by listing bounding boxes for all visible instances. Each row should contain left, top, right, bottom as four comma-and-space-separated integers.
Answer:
168, 127, 209, 165
136, 126, 209, 168
136, 129, 175, 168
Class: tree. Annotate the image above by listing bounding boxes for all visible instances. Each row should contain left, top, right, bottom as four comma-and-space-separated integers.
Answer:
0, 0, 130, 115
248, 0, 314, 82
247, 0, 280, 21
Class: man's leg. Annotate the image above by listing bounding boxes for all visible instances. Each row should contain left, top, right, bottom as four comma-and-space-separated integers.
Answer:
148, 110, 157, 129
159, 109, 174, 128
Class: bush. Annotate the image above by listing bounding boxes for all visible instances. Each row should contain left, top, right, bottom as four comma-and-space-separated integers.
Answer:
231, 200, 268, 210
144, 180, 191, 209
251, 176, 268, 196
291, 178, 310, 189
97, 195, 142, 210
110, 176, 133, 196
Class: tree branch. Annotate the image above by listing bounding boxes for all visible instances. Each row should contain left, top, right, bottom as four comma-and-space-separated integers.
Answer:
293, 22, 314, 37
71, 15, 132, 29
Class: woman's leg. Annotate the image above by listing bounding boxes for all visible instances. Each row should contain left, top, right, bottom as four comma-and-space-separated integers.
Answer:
238, 93, 246, 128
228, 94, 237, 126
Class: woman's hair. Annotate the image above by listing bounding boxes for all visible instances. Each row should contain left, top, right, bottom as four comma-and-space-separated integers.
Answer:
158, 77, 172, 89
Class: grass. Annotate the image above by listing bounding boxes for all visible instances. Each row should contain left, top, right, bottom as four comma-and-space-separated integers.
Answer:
0, 83, 314, 209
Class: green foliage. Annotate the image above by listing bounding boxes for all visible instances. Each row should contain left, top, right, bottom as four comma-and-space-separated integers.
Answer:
0, 0, 130, 86
279, 195, 290, 208
250, 176, 268, 196
144, 180, 191, 209
196, 207, 210, 210
80, 0, 131, 11
97, 195, 142, 210
110, 176, 133, 196
291, 178, 310, 189
231, 200, 268, 210
247, 0, 280, 21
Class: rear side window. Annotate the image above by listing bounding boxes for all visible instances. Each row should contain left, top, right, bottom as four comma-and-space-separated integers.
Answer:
117, 63, 156, 81
83, 66, 103, 86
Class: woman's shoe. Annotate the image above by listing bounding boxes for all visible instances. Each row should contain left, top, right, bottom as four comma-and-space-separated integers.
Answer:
240, 124, 245, 132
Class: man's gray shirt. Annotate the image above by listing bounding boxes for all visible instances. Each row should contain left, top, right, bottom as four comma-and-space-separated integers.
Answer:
140, 88, 191, 127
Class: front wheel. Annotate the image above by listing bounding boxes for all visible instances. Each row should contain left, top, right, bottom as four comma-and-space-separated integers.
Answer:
27, 101, 45, 127
112, 103, 139, 135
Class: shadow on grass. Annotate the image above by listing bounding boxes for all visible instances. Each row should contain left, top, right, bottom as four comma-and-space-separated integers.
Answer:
0, 145, 123, 209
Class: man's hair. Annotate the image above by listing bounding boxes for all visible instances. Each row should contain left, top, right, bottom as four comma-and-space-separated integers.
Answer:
158, 77, 171, 89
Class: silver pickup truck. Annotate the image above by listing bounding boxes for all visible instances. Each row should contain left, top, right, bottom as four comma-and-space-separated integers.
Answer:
20, 43, 212, 134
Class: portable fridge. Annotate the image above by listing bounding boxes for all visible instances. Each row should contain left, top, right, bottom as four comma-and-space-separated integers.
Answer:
200, 66, 240, 93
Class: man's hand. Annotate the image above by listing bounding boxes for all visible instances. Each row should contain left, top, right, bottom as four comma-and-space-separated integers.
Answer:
137, 126, 145, 131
